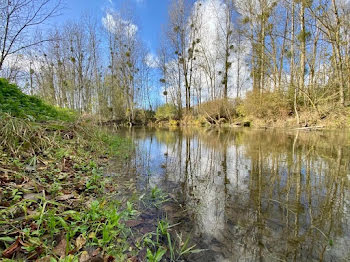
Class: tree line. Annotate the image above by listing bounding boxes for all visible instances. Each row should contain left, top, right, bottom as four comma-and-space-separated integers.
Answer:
160, 0, 350, 123
1, 0, 350, 124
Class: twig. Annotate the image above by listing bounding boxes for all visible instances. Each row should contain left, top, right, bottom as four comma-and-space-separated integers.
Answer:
0, 167, 19, 174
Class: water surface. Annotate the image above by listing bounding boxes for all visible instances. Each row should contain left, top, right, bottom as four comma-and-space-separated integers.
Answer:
113, 127, 350, 262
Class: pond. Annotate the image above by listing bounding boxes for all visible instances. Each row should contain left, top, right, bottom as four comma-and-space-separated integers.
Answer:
111, 127, 350, 262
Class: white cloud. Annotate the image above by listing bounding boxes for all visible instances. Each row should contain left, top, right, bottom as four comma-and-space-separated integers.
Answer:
102, 11, 138, 37
145, 53, 158, 68
3, 53, 42, 72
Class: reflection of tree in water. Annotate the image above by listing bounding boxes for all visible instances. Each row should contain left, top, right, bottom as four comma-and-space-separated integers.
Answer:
119, 127, 350, 261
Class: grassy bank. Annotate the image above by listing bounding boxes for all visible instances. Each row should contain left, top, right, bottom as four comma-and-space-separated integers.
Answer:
0, 81, 200, 261
0, 79, 75, 122
0, 114, 134, 261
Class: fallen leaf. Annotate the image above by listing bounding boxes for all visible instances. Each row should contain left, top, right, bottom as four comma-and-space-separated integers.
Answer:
21, 180, 38, 189
23, 193, 41, 200
27, 209, 40, 216
25, 165, 36, 173
36, 255, 53, 262
104, 255, 115, 262
53, 237, 67, 258
162, 204, 174, 213
139, 225, 155, 234
88, 232, 96, 239
75, 234, 86, 251
90, 257, 104, 262
2, 237, 21, 258
56, 194, 75, 201
79, 251, 90, 262
92, 248, 101, 257
125, 220, 143, 227
128, 256, 140, 262
30, 222, 38, 230
58, 173, 68, 180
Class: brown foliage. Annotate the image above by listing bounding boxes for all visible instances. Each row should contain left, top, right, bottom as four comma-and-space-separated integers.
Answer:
238, 91, 290, 120
198, 98, 239, 123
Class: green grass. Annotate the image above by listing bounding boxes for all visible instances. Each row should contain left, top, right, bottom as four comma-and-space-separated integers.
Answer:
0, 114, 136, 260
0, 114, 202, 261
0, 78, 75, 121
0, 115, 201, 260
141, 218, 203, 262
0, 80, 201, 261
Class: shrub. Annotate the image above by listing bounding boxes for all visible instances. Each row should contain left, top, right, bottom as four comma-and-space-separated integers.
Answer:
198, 98, 238, 122
155, 104, 177, 121
0, 78, 75, 121
238, 91, 290, 119
134, 109, 155, 124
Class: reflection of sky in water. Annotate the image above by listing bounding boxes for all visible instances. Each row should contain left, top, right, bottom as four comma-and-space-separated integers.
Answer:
118, 128, 350, 262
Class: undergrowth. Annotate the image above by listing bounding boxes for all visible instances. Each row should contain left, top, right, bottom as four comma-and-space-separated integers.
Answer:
0, 114, 132, 260
0, 114, 200, 261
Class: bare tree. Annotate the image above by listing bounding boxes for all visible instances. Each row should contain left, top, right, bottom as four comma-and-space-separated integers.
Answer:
0, 0, 62, 72
167, 0, 200, 113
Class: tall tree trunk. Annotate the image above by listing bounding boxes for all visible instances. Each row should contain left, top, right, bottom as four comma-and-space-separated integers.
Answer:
299, 1, 306, 102
223, 6, 231, 100
291, 1, 300, 125
259, 6, 266, 94
331, 0, 345, 106
278, 9, 289, 91
236, 29, 241, 98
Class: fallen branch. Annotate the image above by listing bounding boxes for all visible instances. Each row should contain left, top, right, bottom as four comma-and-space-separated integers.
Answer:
295, 126, 325, 130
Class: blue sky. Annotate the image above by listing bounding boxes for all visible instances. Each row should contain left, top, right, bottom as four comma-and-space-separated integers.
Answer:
43, 0, 171, 107
54, 0, 170, 54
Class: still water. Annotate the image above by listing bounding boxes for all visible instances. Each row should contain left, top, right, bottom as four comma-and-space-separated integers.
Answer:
115, 127, 350, 262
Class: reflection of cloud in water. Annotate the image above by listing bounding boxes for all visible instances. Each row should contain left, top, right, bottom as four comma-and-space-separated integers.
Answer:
119, 127, 350, 261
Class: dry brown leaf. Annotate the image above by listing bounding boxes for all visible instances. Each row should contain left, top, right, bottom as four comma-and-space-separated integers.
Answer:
79, 251, 90, 262
56, 194, 75, 201
104, 255, 115, 262
125, 220, 143, 227
53, 237, 67, 258
23, 193, 41, 200
92, 248, 101, 257
2, 237, 21, 258
128, 256, 140, 262
75, 234, 86, 251
36, 255, 52, 262
90, 257, 104, 262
